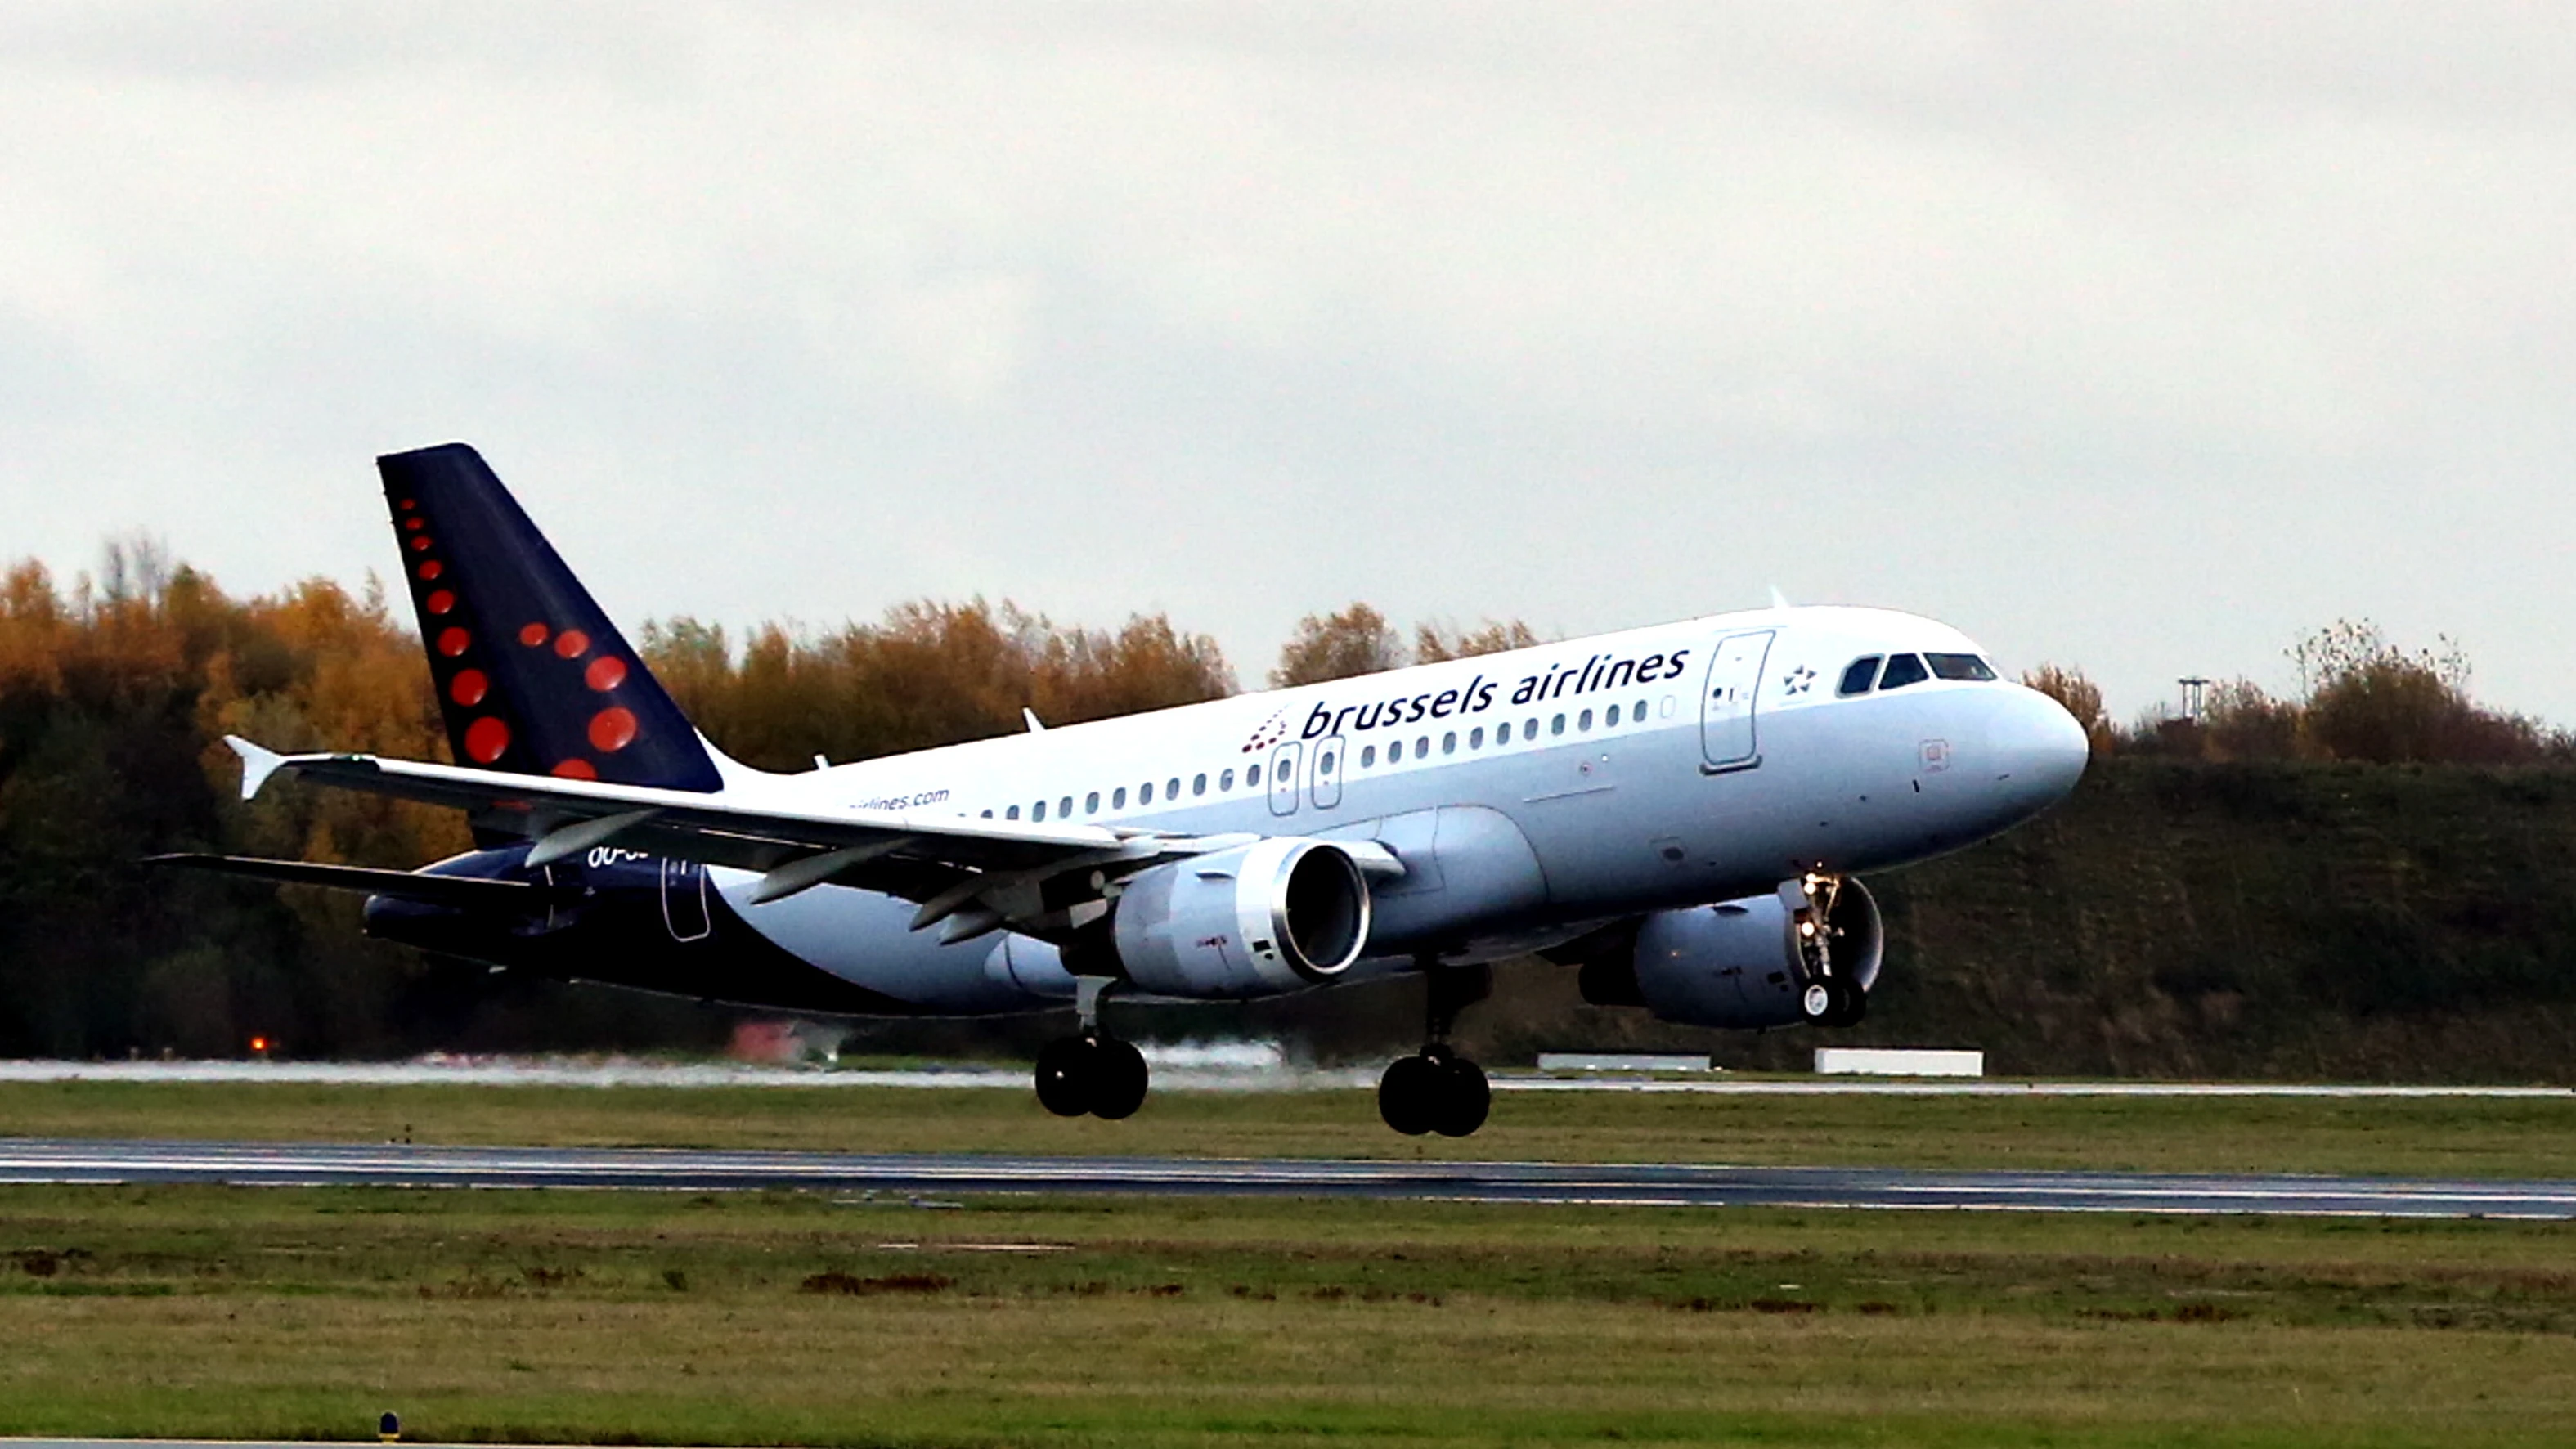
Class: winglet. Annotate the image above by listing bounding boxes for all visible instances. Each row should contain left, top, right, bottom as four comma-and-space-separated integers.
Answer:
225, 735, 289, 801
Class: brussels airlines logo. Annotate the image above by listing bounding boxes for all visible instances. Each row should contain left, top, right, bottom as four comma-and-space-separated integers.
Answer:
1241, 707, 1292, 754
1296, 648, 1695, 742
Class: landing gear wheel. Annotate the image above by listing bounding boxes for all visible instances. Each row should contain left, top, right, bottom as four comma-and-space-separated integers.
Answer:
1378, 1052, 1491, 1137
1034, 1035, 1099, 1117
1378, 1054, 1441, 1137
1090, 1038, 1150, 1120
1036, 1033, 1151, 1119
1429, 1056, 1490, 1138
1800, 978, 1865, 1028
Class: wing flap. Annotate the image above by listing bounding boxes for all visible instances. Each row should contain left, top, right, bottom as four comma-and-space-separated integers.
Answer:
147, 854, 566, 911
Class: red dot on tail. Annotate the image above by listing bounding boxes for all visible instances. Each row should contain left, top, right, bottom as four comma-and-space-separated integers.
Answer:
519, 622, 550, 648
404, 517, 424, 532
448, 669, 489, 707
464, 716, 511, 763
551, 759, 599, 780
410, 536, 431, 552
416, 560, 443, 581
554, 629, 591, 659
426, 589, 456, 615
588, 707, 638, 752
437, 626, 470, 657
585, 656, 628, 692
398, 498, 415, 510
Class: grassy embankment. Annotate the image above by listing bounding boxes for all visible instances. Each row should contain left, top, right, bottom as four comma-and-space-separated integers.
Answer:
2, 1078, 2574, 1177
4, 1183, 2574, 1448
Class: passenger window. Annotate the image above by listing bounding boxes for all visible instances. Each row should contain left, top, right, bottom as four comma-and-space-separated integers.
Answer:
1496, 721, 1512, 744
1193, 773, 1208, 796
1112, 787, 1128, 808
1838, 656, 1883, 696
1059, 795, 1074, 817
1361, 744, 1376, 767
1139, 783, 1153, 805
1168, 777, 1181, 798
1247, 765, 1262, 787
1926, 652, 1999, 682
1416, 735, 1429, 757
1578, 708, 1593, 731
1636, 696, 1648, 720
981, 809, 993, 819
1605, 704, 1621, 727
1877, 653, 1929, 690
1525, 717, 1540, 738
1442, 731, 1456, 755
1469, 726, 1484, 748
1389, 740, 1403, 762
1551, 714, 1566, 736
1032, 801, 1047, 822
1007, 805, 1021, 820
1220, 769, 1235, 791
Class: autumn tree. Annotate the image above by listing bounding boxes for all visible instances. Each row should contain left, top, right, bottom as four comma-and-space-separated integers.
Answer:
1272, 604, 1544, 688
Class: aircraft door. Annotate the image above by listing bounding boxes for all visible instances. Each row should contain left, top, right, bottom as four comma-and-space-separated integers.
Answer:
1699, 630, 1775, 772
1311, 735, 1346, 810
1268, 741, 1303, 817
661, 857, 711, 942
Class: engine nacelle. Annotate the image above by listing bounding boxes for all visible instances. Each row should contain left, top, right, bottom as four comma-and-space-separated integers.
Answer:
1577, 878, 1884, 1029
1094, 837, 1372, 999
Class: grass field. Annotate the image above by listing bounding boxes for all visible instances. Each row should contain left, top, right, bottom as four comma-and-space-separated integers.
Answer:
2, 1078, 2573, 1178
3, 1184, 2574, 1447
4, 1081, 2576, 1446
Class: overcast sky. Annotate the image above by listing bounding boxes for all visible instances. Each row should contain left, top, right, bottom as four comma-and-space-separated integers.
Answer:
5, 2, 2571, 724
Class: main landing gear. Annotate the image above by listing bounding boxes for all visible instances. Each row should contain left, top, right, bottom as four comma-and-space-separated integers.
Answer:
1034, 977, 1149, 1120
1378, 962, 1492, 1137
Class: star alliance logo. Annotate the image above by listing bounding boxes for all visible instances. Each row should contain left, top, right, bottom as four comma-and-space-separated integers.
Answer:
1783, 665, 1816, 695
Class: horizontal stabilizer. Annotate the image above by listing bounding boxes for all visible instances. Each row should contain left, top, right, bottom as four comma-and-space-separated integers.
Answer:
146, 854, 568, 911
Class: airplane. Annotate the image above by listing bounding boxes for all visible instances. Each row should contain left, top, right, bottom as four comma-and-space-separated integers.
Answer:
160, 443, 2089, 1136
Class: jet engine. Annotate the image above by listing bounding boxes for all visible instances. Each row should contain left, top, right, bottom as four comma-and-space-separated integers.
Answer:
1573, 877, 1883, 1029
1067, 837, 1372, 999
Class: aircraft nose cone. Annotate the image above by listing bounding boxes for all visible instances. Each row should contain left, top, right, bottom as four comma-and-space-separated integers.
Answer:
1990, 685, 2090, 816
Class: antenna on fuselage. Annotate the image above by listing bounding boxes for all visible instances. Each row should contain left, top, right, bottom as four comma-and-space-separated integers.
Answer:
1769, 585, 1793, 610
1022, 708, 1046, 733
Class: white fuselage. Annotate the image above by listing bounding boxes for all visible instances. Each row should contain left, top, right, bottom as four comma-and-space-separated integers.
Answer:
685, 605, 2089, 1014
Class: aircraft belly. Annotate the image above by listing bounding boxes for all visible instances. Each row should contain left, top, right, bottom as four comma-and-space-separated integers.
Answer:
715, 868, 1050, 1014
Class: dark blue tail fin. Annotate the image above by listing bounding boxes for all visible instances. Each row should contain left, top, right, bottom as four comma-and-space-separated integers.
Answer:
380, 443, 722, 792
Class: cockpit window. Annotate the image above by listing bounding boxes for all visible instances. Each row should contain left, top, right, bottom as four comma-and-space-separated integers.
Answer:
1838, 656, 1883, 696
1926, 653, 1998, 682
1876, 653, 1930, 690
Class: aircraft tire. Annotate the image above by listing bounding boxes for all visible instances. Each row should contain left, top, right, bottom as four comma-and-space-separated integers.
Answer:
1821, 985, 1869, 1028
1090, 1038, 1150, 1120
1034, 1035, 1099, 1117
1378, 1054, 1440, 1136
1430, 1056, 1490, 1138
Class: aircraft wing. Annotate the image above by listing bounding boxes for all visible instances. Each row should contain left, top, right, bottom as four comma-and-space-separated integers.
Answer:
223, 736, 1261, 939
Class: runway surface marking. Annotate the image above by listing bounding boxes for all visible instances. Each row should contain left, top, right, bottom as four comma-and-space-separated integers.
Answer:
4, 1138, 2571, 1218
2, 1061, 2567, 1097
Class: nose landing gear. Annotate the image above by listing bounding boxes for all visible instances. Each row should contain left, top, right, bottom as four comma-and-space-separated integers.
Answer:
1378, 962, 1492, 1137
1788, 870, 1869, 1027
1034, 976, 1150, 1120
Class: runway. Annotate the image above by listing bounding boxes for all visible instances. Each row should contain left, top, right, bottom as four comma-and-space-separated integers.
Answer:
4, 1137, 2572, 1218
